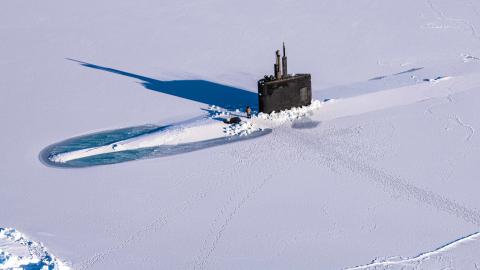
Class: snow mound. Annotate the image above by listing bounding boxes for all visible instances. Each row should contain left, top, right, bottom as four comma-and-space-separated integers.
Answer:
255, 100, 323, 123
0, 228, 70, 270
223, 121, 258, 136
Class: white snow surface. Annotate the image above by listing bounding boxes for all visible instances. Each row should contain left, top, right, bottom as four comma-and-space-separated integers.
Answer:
2, 0, 480, 269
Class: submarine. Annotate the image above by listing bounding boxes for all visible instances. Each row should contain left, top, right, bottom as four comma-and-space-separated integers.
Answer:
258, 43, 312, 114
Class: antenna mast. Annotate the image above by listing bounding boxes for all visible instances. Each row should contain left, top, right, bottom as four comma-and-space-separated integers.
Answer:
274, 50, 281, 79
282, 42, 288, 78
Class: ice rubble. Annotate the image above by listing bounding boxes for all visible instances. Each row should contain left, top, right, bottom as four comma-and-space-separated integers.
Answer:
345, 232, 480, 270
223, 121, 257, 136
216, 100, 324, 136
255, 99, 323, 123
0, 228, 70, 270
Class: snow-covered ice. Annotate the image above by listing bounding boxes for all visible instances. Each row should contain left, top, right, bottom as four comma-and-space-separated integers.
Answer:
2, 0, 480, 269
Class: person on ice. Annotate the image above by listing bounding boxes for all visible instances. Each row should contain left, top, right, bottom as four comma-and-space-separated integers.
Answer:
245, 106, 252, 119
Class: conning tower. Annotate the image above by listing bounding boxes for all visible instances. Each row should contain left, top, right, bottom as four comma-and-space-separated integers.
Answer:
257, 43, 312, 113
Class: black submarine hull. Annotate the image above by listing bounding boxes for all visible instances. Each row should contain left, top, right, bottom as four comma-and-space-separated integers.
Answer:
258, 74, 312, 114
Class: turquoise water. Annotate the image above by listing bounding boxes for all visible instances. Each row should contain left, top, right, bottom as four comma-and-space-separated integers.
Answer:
40, 124, 271, 168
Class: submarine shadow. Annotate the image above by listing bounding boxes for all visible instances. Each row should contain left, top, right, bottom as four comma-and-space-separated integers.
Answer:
67, 58, 258, 111
291, 118, 320, 129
